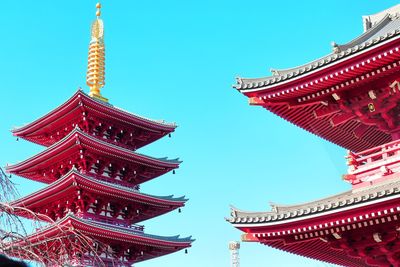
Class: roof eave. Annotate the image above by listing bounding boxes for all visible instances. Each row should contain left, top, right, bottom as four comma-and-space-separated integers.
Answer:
12, 90, 177, 139
11, 170, 187, 210
7, 128, 180, 175
235, 30, 400, 96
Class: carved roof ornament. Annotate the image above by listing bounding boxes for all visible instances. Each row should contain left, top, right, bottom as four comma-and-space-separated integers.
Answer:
331, 41, 340, 53
87, 2, 108, 102
270, 68, 280, 76
362, 4, 400, 32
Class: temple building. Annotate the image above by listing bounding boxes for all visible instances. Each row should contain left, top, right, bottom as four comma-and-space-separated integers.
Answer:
229, 4, 400, 267
4, 3, 193, 266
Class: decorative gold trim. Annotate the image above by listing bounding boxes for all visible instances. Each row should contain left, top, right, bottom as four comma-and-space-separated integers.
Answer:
87, 2, 108, 102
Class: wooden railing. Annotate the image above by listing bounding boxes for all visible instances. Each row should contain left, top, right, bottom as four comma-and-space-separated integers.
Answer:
344, 139, 400, 186
349, 139, 400, 166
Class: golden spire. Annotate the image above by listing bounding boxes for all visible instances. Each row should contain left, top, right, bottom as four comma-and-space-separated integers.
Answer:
87, 2, 108, 102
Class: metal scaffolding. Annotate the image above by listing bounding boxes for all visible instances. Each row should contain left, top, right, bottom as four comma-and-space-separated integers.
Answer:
229, 241, 240, 267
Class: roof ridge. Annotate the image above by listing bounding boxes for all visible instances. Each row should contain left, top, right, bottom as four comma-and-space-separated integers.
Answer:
363, 4, 400, 31
235, 10, 400, 92
335, 14, 392, 52
229, 177, 400, 224
249, 15, 393, 79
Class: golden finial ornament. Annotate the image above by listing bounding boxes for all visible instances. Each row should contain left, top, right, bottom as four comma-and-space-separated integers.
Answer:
87, 2, 108, 102
96, 3, 101, 16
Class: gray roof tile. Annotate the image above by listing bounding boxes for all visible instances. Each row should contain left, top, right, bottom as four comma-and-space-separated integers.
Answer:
229, 177, 400, 225
236, 13, 400, 91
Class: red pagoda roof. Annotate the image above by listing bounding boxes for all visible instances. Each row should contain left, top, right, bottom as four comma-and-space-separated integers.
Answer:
11, 170, 186, 224
6, 128, 180, 184
228, 176, 400, 266
229, 177, 400, 227
235, 14, 400, 93
12, 90, 176, 149
8, 214, 193, 265
234, 12, 400, 152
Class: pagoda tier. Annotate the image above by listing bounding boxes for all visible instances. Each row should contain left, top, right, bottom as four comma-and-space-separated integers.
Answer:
6, 128, 180, 186
6, 214, 193, 267
11, 170, 186, 225
12, 90, 176, 150
234, 10, 400, 153
229, 176, 400, 267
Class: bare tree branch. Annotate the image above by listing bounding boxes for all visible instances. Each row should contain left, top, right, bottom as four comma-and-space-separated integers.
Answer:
0, 167, 122, 266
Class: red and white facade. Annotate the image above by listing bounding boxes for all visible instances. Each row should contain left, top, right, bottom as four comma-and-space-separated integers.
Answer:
6, 90, 193, 266
229, 5, 400, 267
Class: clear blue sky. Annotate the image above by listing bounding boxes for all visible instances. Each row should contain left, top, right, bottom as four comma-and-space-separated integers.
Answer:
0, 1, 399, 266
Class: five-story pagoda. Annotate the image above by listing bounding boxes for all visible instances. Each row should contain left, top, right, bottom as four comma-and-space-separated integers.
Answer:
4, 3, 193, 266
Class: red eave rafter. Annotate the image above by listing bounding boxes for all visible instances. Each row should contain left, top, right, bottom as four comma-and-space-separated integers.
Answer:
265, 103, 391, 152
265, 239, 365, 267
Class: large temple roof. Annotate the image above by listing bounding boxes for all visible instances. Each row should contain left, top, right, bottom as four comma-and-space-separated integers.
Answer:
228, 177, 400, 266
232, 5, 400, 153
235, 8, 400, 92
228, 173, 400, 267
228, 175, 400, 226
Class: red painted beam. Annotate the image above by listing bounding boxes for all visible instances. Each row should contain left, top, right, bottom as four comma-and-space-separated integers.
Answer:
330, 113, 356, 127
249, 97, 265, 106
353, 124, 370, 139
313, 105, 341, 119
241, 233, 259, 242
